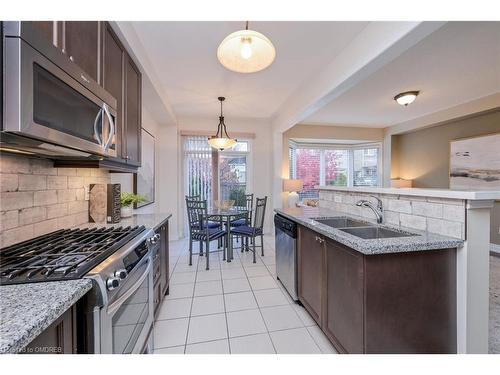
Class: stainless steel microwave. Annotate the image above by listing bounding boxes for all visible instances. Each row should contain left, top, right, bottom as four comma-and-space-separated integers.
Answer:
2, 22, 118, 158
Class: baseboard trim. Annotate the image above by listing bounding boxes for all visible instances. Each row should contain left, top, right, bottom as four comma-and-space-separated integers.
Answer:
491, 243, 500, 257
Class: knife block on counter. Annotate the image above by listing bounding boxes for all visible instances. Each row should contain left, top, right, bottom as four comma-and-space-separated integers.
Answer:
89, 183, 121, 224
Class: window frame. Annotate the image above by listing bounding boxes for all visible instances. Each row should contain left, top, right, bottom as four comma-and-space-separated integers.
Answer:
288, 140, 383, 189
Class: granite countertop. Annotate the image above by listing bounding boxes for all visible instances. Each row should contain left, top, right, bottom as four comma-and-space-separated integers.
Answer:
275, 206, 463, 255
0, 279, 93, 354
78, 213, 172, 230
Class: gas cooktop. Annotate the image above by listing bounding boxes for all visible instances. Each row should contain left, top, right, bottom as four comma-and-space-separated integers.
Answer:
0, 226, 146, 285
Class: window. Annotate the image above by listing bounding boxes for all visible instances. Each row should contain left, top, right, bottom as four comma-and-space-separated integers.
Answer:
294, 148, 321, 199
219, 153, 248, 207
324, 150, 349, 186
183, 136, 251, 207
289, 142, 381, 198
353, 148, 379, 186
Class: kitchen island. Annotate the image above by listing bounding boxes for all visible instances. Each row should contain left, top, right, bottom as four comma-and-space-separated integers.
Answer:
304, 186, 500, 353
275, 206, 461, 353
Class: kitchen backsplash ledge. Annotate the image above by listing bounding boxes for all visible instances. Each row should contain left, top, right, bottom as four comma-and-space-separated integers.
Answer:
318, 189, 466, 239
0, 154, 110, 247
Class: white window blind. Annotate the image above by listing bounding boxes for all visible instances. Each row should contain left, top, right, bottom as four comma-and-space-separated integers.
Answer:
183, 136, 213, 203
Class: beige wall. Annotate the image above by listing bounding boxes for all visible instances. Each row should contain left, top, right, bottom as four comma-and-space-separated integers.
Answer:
391, 109, 500, 244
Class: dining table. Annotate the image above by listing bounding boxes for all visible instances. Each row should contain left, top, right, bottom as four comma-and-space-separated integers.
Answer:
206, 207, 249, 262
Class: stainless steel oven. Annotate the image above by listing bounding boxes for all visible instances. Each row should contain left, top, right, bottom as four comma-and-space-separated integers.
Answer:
2, 22, 117, 158
85, 228, 159, 354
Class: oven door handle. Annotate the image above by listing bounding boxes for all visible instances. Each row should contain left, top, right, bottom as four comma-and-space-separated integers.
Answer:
107, 256, 152, 316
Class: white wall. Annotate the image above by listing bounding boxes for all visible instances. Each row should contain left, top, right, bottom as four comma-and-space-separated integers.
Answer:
177, 116, 274, 235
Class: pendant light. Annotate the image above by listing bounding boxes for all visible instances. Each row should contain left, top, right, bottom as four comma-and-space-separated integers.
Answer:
217, 21, 276, 74
208, 97, 237, 151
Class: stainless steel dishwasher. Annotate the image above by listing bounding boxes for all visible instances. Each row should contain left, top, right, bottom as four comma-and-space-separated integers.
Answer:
274, 214, 298, 301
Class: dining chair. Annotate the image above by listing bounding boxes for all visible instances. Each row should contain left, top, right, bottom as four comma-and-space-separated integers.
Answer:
185, 198, 226, 270
229, 196, 267, 264
229, 193, 254, 246
231, 193, 254, 227
185, 195, 222, 254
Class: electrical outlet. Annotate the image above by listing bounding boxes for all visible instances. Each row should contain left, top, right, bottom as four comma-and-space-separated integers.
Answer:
84, 186, 90, 201
334, 195, 342, 203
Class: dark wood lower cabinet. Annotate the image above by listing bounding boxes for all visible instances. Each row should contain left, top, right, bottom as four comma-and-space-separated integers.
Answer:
297, 224, 457, 354
363, 249, 457, 353
297, 226, 323, 325
153, 220, 170, 317
23, 306, 76, 354
324, 239, 364, 353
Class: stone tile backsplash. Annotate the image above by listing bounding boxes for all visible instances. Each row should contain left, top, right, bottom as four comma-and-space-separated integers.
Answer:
318, 190, 466, 239
0, 154, 110, 247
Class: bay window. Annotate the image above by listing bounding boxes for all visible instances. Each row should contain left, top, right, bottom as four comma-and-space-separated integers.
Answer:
289, 141, 382, 199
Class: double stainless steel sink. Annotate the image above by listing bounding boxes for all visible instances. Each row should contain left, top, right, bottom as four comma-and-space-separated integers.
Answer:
312, 216, 417, 239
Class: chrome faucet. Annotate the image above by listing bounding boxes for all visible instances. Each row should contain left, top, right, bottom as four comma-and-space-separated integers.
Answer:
356, 195, 384, 224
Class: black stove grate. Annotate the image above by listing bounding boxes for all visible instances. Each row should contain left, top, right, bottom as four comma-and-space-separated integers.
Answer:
0, 225, 146, 285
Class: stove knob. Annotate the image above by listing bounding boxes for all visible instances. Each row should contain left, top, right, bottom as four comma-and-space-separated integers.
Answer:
114, 269, 128, 279
106, 277, 120, 290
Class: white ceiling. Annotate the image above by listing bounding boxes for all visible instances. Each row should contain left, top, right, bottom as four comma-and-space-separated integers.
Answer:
303, 22, 500, 127
130, 21, 369, 119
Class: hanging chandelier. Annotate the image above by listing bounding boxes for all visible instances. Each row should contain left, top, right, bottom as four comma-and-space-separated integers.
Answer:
208, 97, 237, 151
217, 21, 276, 73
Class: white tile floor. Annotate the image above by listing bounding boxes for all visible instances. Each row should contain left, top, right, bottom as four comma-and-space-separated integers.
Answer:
152, 234, 337, 354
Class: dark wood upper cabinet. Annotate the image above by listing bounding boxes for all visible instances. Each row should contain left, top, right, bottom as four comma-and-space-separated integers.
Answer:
28, 21, 60, 47
63, 22, 101, 83
297, 226, 323, 325
324, 239, 364, 354
17, 21, 142, 169
124, 55, 142, 165
103, 24, 125, 160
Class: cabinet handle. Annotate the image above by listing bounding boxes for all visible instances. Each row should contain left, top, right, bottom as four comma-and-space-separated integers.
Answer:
315, 236, 324, 244
69, 55, 74, 62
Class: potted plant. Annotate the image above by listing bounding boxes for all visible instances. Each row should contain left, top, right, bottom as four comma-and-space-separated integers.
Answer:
120, 192, 147, 218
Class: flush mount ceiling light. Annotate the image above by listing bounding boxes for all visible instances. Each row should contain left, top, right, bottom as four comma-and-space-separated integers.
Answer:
208, 97, 237, 151
217, 21, 276, 73
394, 91, 420, 106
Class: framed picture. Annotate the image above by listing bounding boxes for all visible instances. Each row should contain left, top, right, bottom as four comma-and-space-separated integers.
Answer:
134, 128, 155, 208
449, 132, 500, 190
